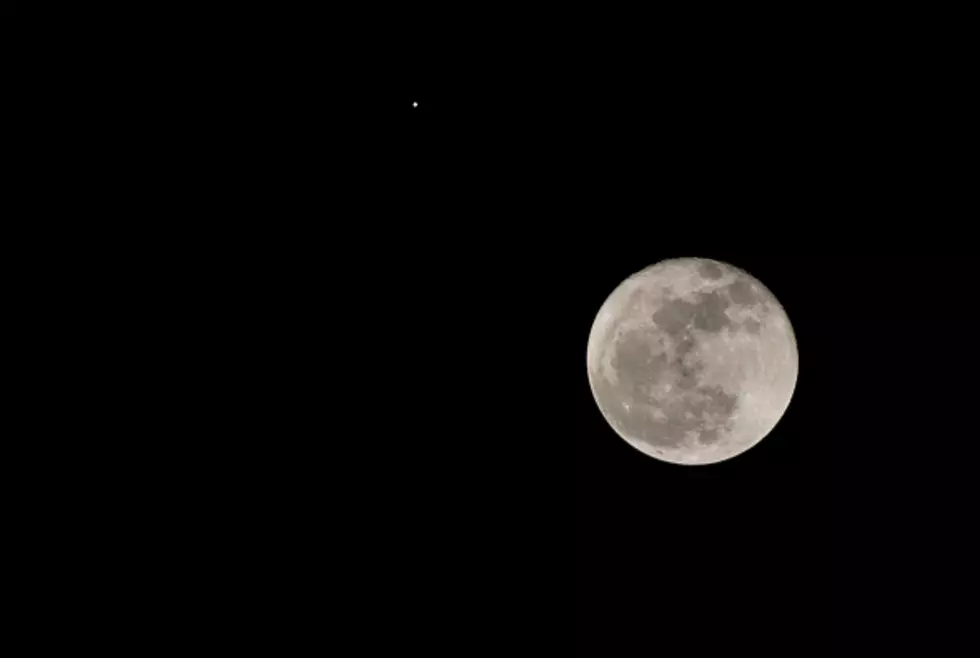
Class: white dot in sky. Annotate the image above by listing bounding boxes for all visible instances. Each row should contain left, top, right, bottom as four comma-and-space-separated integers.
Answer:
412, 102, 418, 108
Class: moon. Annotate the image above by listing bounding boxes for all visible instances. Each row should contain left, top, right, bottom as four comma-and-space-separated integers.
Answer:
586, 257, 798, 465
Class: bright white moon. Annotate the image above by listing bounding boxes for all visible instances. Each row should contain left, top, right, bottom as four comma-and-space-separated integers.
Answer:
412, 102, 418, 107
586, 257, 798, 465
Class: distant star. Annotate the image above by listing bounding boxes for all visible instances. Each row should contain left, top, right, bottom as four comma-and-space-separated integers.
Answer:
412, 102, 418, 108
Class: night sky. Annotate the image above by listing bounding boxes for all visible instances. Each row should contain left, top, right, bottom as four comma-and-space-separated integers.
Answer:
388, 25, 841, 654
12, 7, 908, 654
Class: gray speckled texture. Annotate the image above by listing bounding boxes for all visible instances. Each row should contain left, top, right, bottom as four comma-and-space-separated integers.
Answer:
586, 257, 798, 465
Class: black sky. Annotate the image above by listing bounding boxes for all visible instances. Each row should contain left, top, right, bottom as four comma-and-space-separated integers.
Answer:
21, 6, 962, 654
385, 24, 843, 654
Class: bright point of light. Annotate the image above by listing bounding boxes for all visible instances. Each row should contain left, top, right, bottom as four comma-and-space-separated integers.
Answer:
412, 102, 418, 107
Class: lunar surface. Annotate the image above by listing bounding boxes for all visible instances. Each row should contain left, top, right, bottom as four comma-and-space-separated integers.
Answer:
586, 258, 798, 465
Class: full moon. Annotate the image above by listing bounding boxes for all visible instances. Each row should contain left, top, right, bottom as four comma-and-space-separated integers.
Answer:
586, 257, 798, 465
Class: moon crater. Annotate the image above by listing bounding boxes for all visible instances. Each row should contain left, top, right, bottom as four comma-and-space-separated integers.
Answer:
586, 258, 798, 465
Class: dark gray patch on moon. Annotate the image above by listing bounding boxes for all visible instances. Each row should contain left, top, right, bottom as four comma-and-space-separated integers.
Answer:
647, 415, 693, 447
622, 288, 645, 317
651, 298, 698, 334
671, 332, 703, 391
642, 383, 739, 448
741, 318, 762, 333
653, 290, 734, 336
691, 290, 732, 333
611, 330, 669, 399
674, 334, 697, 360
675, 358, 701, 390
726, 279, 758, 306
698, 261, 724, 280
702, 385, 738, 416
593, 279, 749, 452
595, 330, 741, 450
590, 375, 688, 448
698, 427, 720, 444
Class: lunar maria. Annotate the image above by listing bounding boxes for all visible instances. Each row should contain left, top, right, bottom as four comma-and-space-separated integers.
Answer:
586, 257, 799, 465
